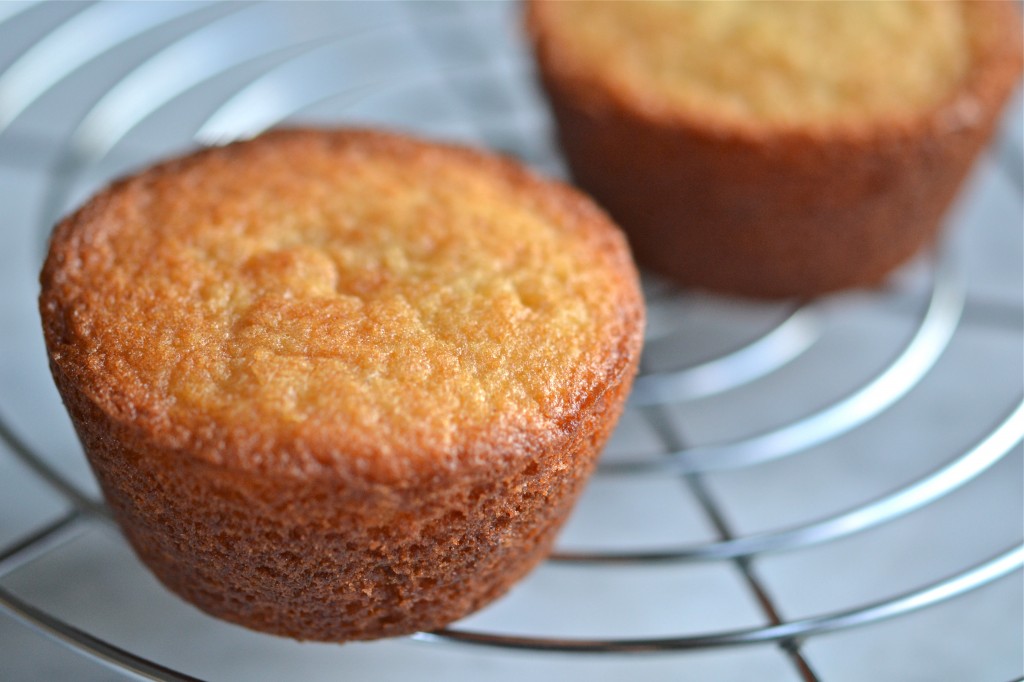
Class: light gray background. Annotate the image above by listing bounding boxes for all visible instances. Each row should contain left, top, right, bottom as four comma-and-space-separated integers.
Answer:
0, 2, 1020, 680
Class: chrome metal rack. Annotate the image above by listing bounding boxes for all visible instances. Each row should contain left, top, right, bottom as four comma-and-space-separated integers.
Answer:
0, 3, 1020, 681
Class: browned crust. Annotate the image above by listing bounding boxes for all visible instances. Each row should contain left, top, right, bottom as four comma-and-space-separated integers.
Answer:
39, 128, 645, 641
526, 0, 1024, 298
49, 347, 637, 641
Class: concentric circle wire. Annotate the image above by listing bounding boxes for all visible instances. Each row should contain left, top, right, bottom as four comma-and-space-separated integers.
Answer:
0, 2, 1019, 677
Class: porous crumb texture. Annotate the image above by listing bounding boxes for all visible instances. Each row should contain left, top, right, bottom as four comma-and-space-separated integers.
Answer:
40, 129, 645, 641
527, 0, 1023, 298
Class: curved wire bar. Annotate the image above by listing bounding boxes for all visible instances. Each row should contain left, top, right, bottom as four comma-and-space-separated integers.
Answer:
630, 305, 820, 405
419, 545, 1022, 653
0, 586, 203, 681
0, 1, 52, 33
31, 5, 501, 241
195, 20, 524, 143
65, 2, 315, 161
0, 413, 107, 519
553, 399, 1024, 563
0, 511, 1016, 662
0, 511, 86, 578
69, 5, 497, 161
0, 1, 1017, 673
602, 246, 965, 476
0, 2, 225, 130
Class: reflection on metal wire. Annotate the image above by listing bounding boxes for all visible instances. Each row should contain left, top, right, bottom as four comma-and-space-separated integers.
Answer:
601, 244, 965, 476
554, 400, 1024, 563
0, 3, 223, 130
629, 305, 819, 404
0, 1, 1018, 675
0, 583, 203, 682
421, 546, 1023, 653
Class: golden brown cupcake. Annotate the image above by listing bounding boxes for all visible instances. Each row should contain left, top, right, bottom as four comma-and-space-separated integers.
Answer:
527, 0, 1023, 298
39, 128, 644, 641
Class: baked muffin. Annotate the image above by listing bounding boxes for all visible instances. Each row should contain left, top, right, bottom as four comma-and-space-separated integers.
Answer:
527, 0, 1023, 298
39, 129, 644, 641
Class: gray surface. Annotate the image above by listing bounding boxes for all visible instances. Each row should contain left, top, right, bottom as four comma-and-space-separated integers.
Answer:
0, 2, 1021, 680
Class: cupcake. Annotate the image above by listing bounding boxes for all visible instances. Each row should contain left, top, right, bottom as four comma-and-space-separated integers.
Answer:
39, 128, 644, 641
527, 0, 1023, 298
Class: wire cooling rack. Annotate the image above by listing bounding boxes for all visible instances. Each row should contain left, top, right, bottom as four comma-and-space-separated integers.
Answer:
0, 2, 1021, 681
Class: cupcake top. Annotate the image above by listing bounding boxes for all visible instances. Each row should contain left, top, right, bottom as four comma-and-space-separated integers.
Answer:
530, 0, 973, 129
40, 129, 643, 477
